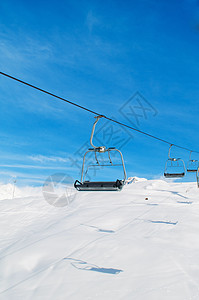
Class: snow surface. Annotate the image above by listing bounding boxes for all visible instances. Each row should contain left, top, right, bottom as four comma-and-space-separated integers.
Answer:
0, 179, 199, 300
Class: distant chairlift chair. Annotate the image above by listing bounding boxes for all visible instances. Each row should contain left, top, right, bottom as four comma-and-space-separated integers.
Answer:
74, 116, 127, 191
164, 144, 186, 178
187, 151, 198, 173
197, 168, 199, 188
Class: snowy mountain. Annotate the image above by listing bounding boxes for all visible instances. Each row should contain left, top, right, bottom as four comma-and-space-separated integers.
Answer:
0, 179, 199, 299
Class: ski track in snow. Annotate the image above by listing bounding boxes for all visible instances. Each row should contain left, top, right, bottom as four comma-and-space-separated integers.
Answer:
0, 179, 199, 299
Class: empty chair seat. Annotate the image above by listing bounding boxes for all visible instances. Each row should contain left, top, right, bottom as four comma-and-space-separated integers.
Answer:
74, 180, 124, 191
187, 168, 198, 172
164, 172, 185, 178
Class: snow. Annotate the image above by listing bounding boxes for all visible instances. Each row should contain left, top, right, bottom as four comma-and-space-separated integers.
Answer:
0, 179, 199, 299
126, 176, 147, 184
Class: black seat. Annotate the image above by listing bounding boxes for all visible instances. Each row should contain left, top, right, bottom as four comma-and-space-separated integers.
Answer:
74, 179, 124, 191
164, 172, 185, 178
187, 169, 198, 173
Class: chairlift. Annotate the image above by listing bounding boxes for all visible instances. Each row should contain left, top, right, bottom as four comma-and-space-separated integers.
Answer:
187, 151, 198, 172
164, 145, 186, 178
196, 168, 199, 188
74, 116, 127, 191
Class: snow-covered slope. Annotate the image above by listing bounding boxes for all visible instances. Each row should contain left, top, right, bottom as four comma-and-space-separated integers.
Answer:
0, 179, 199, 300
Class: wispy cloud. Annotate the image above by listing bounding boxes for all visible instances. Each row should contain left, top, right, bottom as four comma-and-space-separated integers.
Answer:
0, 164, 69, 170
29, 155, 69, 163
0, 151, 71, 165
86, 10, 100, 33
0, 30, 53, 68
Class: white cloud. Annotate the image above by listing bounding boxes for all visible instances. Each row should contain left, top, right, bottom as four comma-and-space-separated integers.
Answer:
86, 10, 100, 33
0, 164, 68, 170
28, 155, 68, 163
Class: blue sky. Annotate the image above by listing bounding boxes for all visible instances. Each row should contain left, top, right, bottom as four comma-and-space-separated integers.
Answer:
0, 0, 198, 185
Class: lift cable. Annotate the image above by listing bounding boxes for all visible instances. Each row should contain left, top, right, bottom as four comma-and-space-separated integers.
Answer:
0, 71, 198, 154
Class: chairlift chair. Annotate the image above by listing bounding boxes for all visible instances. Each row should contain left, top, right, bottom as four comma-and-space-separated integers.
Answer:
74, 116, 127, 191
187, 151, 198, 173
196, 168, 199, 188
164, 145, 186, 178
